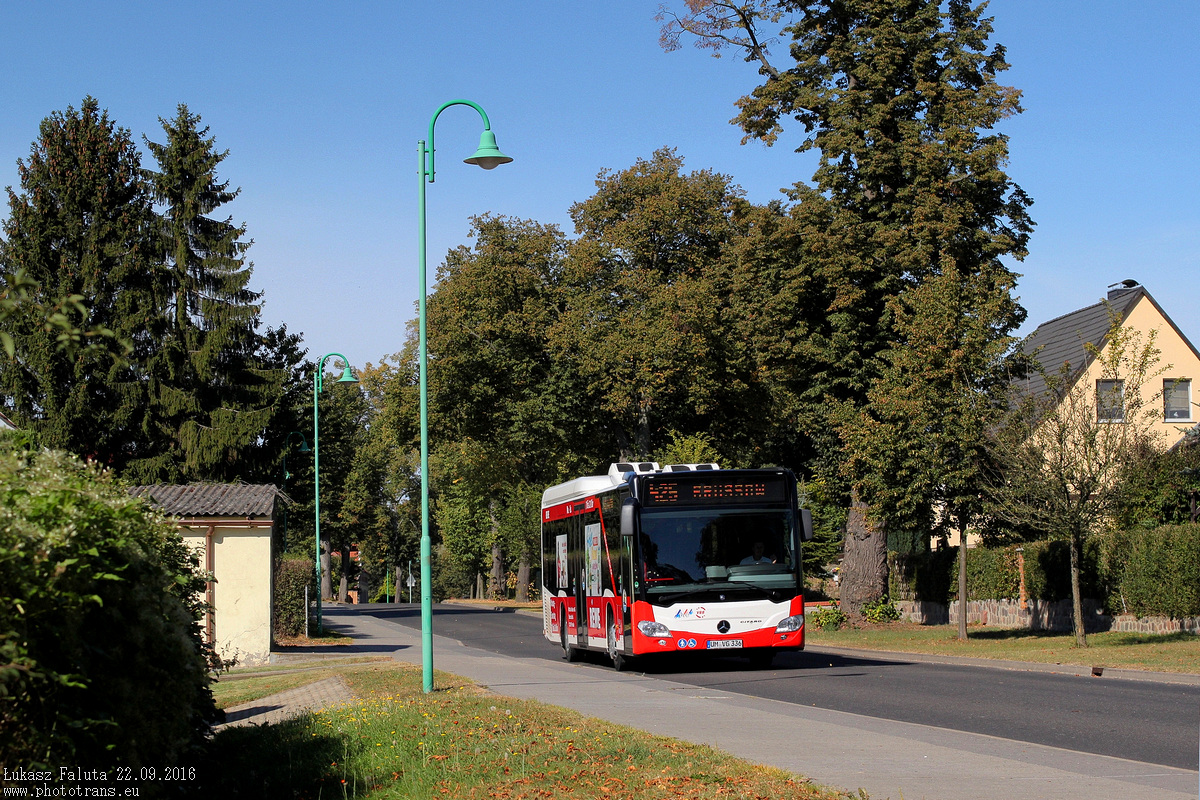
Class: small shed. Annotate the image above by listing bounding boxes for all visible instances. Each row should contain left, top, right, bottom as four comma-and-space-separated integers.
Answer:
130, 483, 288, 667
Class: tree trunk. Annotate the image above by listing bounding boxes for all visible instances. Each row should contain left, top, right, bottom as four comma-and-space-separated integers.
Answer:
636, 401, 651, 459
957, 519, 968, 641
840, 492, 888, 617
1070, 531, 1087, 647
488, 501, 505, 600
516, 552, 531, 602
490, 541, 505, 600
338, 546, 349, 603
475, 571, 485, 600
320, 539, 332, 600
358, 567, 370, 605
614, 427, 634, 462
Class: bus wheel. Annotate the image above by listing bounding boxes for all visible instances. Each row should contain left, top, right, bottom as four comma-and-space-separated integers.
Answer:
560, 624, 578, 662
606, 613, 625, 672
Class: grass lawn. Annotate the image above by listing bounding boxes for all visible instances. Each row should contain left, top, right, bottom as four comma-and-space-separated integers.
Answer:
808, 622, 1200, 674
191, 660, 850, 799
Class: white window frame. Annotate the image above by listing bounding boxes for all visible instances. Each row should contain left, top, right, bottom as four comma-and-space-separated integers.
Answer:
1096, 379, 1125, 423
1164, 378, 1193, 422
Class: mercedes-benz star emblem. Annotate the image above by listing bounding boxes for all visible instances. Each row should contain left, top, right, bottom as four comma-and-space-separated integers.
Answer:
717, 620, 731, 634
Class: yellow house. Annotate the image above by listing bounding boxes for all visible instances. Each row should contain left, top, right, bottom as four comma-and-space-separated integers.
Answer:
1020, 280, 1200, 448
130, 483, 287, 667
942, 280, 1200, 549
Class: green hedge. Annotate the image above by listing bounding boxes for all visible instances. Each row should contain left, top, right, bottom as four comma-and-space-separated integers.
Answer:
0, 439, 219, 770
273, 555, 316, 638
1103, 524, 1200, 618
893, 527, 1199, 618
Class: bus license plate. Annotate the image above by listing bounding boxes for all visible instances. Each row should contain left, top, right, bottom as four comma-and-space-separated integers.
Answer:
706, 639, 742, 650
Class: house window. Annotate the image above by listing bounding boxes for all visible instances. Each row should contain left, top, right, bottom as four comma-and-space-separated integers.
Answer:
1164, 379, 1192, 420
1096, 379, 1124, 422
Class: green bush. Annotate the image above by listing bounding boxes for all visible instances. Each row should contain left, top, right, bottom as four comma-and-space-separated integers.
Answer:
1107, 524, 1200, 618
902, 547, 957, 604
964, 546, 1021, 601
894, 540, 1105, 605
273, 556, 316, 638
810, 604, 848, 630
860, 597, 900, 623
1021, 539, 1103, 602
0, 439, 219, 770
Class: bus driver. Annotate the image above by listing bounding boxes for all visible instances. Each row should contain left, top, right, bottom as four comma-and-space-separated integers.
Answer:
740, 541, 775, 565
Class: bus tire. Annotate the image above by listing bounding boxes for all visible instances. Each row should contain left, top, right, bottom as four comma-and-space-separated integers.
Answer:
561, 623, 578, 662
606, 611, 625, 672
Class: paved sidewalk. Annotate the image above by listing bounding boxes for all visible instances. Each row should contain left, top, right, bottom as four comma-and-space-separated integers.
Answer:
320, 604, 1198, 800
216, 675, 354, 730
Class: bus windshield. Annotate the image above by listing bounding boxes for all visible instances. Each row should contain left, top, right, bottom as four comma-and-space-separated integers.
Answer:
638, 506, 797, 600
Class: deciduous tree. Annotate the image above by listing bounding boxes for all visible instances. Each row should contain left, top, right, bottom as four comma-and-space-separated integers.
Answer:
988, 315, 1166, 646
552, 149, 746, 460
661, 0, 1033, 613
837, 264, 1026, 634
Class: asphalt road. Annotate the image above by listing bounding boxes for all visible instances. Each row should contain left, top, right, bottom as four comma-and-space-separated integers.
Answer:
365, 603, 1200, 771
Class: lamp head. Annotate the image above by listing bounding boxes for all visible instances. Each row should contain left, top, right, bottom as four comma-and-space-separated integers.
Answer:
298, 441, 311, 453
464, 129, 513, 170
337, 366, 358, 384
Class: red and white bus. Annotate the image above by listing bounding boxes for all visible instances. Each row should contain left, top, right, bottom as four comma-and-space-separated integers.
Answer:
541, 462, 813, 670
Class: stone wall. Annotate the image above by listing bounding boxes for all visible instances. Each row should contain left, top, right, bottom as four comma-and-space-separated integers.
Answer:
896, 598, 1109, 633
1107, 614, 1200, 634
896, 598, 1200, 635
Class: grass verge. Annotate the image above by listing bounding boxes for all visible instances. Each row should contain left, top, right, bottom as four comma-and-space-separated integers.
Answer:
190, 660, 854, 799
808, 622, 1200, 674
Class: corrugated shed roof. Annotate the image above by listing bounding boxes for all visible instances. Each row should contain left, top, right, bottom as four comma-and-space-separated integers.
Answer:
129, 483, 288, 518
1017, 286, 1144, 398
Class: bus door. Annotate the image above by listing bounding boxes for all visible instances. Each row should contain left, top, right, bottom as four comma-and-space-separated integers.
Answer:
573, 514, 589, 647
584, 519, 606, 640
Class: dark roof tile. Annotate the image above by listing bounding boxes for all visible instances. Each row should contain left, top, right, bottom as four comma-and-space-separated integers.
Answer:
1018, 287, 1144, 398
129, 483, 288, 518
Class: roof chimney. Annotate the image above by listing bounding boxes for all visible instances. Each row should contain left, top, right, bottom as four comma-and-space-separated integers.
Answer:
1107, 279, 1140, 300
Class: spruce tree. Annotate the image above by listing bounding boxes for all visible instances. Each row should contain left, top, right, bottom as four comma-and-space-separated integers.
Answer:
137, 105, 283, 482
0, 98, 156, 466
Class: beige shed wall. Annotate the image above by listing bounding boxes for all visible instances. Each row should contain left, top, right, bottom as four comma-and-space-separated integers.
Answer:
181, 524, 273, 667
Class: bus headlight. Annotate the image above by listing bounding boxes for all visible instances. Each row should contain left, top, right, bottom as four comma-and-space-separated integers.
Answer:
637, 621, 671, 638
775, 614, 804, 634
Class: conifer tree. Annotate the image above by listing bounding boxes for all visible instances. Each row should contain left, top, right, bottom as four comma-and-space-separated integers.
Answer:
0, 98, 155, 466
136, 105, 284, 482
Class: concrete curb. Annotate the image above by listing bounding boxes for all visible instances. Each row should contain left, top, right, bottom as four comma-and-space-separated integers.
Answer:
805, 644, 1200, 686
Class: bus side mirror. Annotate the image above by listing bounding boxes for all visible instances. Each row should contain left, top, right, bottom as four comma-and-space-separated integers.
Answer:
800, 508, 814, 542
620, 497, 639, 539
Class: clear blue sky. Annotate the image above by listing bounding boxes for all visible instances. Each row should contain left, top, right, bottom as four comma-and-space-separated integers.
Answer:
2, 2, 1198, 370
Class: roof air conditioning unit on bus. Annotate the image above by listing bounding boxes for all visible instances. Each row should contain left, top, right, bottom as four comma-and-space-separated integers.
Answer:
663, 463, 720, 472
608, 462, 661, 480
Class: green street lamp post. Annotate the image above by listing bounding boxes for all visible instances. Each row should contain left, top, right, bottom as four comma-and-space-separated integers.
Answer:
313, 353, 358, 634
279, 431, 310, 553
417, 100, 512, 692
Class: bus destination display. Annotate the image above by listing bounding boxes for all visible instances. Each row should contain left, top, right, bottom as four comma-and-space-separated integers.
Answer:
644, 475, 786, 506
